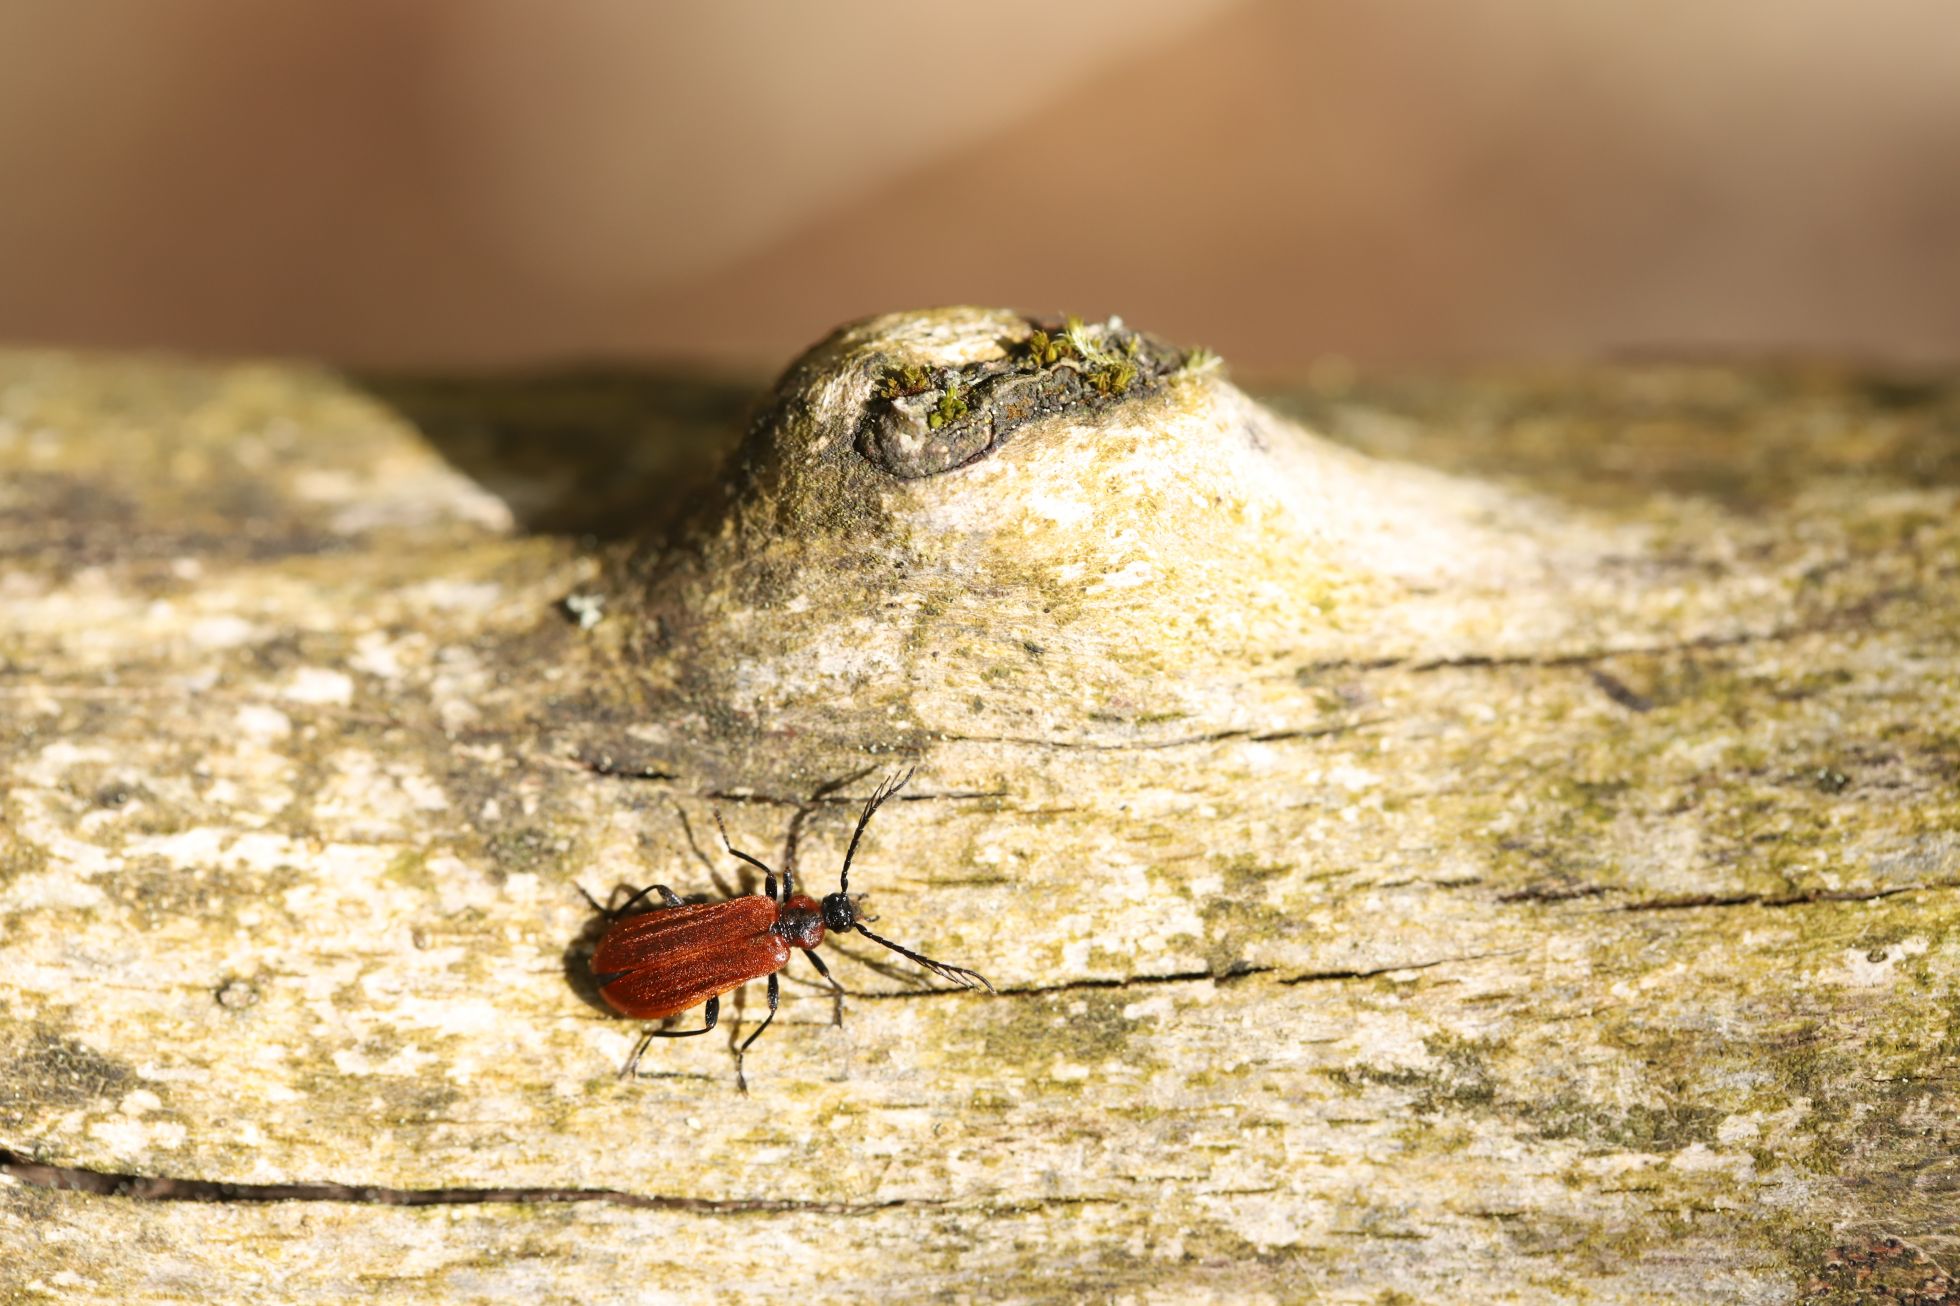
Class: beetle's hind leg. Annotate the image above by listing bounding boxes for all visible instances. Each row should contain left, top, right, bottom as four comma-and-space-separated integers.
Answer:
618, 995, 720, 1078
733, 973, 780, 1094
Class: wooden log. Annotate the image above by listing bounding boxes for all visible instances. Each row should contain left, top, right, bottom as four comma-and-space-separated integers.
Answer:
1, 312, 1957, 1303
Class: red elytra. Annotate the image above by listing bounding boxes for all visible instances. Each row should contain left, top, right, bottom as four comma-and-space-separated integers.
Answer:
594, 894, 793, 1021
587, 769, 991, 1091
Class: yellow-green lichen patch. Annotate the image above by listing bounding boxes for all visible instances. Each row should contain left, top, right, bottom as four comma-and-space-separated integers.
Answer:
0, 1029, 137, 1129
1197, 857, 1298, 978
948, 987, 1169, 1089
0, 811, 48, 893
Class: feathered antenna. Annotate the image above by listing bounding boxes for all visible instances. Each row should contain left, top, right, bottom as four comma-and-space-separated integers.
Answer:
836, 767, 995, 992
855, 922, 995, 992
837, 766, 914, 897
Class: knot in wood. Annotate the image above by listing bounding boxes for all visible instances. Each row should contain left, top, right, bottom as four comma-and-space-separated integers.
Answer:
855, 316, 1191, 479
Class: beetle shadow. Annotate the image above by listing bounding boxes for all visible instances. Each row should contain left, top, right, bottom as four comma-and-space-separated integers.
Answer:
353, 366, 762, 542
560, 896, 623, 1019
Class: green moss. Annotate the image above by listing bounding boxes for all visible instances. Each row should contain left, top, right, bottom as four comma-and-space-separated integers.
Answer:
1019, 328, 1068, 370
873, 362, 933, 400
1087, 358, 1139, 398
926, 379, 970, 430
1182, 346, 1222, 374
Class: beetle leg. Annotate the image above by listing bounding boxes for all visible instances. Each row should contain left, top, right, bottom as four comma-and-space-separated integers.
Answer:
803, 948, 847, 1027
713, 810, 782, 901
672, 804, 742, 898
780, 763, 881, 893
734, 973, 780, 1094
618, 995, 721, 1079
612, 882, 684, 918
581, 882, 683, 920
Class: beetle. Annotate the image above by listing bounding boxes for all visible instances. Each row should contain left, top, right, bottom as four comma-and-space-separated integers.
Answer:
587, 768, 992, 1091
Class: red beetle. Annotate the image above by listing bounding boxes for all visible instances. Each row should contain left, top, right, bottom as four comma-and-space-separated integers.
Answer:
588, 769, 992, 1090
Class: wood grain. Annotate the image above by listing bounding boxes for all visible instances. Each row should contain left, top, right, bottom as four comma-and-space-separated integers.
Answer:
1, 317, 1956, 1303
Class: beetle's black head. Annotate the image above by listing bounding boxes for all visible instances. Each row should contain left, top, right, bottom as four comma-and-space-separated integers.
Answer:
820, 892, 858, 932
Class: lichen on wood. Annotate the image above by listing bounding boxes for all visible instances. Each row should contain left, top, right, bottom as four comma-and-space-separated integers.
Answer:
1, 313, 1957, 1303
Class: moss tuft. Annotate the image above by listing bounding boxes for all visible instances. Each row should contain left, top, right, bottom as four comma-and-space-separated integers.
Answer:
927, 379, 970, 430
874, 362, 934, 400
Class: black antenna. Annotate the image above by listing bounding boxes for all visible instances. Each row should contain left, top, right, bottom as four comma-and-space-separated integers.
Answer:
783, 763, 880, 889
855, 922, 995, 992
837, 767, 914, 897
836, 766, 992, 990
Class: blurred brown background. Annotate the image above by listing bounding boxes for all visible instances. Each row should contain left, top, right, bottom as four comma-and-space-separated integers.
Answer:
1, 0, 1956, 372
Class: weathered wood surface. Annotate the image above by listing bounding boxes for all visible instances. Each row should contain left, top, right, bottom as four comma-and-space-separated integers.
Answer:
1, 310, 1957, 1304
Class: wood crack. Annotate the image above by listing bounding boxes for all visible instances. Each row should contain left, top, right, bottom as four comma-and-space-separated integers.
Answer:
0, 1147, 937, 1214
1280, 948, 1528, 983
572, 756, 1009, 807
1295, 618, 1865, 680
982, 968, 1241, 997
1612, 880, 1958, 912
926, 720, 1369, 752
855, 949, 1531, 999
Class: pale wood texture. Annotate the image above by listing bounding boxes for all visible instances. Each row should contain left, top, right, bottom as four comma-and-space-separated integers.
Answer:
2, 312, 1957, 1304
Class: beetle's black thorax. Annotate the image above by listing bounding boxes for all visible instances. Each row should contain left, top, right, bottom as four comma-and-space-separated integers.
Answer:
774, 894, 826, 950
